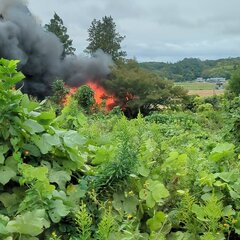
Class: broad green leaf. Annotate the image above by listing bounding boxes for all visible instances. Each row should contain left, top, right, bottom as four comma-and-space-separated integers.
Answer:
222, 205, 235, 216
6, 209, 49, 236
229, 189, 240, 199
0, 166, 16, 185
0, 193, 19, 208
0, 153, 4, 164
112, 193, 125, 212
63, 130, 86, 148
32, 135, 52, 154
48, 200, 70, 223
22, 119, 44, 134
21, 94, 39, 112
23, 144, 41, 157
216, 171, 238, 183
20, 165, 49, 184
49, 169, 71, 189
146, 194, 155, 208
92, 145, 115, 165
138, 163, 150, 177
147, 211, 166, 231
52, 190, 67, 201
0, 214, 9, 235
0, 145, 8, 164
43, 133, 61, 146
139, 189, 149, 200
232, 181, 240, 194
192, 204, 206, 221
123, 196, 138, 213
36, 111, 55, 121
151, 183, 169, 201
209, 143, 235, 162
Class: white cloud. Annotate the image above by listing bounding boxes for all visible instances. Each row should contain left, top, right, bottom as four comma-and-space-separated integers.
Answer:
28, 0, 240, 62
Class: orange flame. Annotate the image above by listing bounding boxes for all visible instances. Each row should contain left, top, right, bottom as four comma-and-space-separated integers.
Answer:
87, 81, 115, 110
63, 81, 116, 111
62, 87, 78, 106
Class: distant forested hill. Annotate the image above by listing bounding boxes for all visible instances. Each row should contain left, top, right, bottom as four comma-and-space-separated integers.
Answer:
139, 57, 240, 82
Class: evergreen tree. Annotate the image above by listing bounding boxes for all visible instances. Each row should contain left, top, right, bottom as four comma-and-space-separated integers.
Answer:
85, 16, 126, 61
45, 13, 76, 58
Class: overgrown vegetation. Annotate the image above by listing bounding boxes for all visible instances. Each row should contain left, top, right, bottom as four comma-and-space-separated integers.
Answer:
104, 59, 187, 117
2, 59, 240, 239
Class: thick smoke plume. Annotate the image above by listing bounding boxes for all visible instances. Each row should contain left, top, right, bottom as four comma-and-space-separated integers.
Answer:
0, 0, 112, 99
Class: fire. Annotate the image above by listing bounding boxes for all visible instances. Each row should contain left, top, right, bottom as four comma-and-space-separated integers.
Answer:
63, 81, 115, 111
62, 87, 78, 106
87, 81, 115, 110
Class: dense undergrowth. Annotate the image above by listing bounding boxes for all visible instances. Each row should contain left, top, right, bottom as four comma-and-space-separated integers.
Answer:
1, 59, 240, 239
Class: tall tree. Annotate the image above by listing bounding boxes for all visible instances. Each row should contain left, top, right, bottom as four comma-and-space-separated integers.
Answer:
45, 13, 76, 58
85, 16, 126, 61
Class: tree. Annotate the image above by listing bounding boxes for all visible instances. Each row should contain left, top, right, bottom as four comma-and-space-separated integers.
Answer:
45, 13, 76, 58
85, 16, 126, 61
104, 60, 187, 117
51, 79, 69, 106
228, 68, 240, 95
74, 85, 95, 113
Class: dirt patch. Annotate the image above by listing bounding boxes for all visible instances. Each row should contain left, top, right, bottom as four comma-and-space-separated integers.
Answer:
188, 89, 224, 97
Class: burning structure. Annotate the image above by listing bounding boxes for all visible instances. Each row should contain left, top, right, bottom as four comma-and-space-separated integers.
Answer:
0, 0, 112, 99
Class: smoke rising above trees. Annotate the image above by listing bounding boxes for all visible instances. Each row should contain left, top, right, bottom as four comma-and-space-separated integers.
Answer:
45, 12, 76, 58
0, 0, 112, 99
85, 16, 126, 61
0, 0, 186, 115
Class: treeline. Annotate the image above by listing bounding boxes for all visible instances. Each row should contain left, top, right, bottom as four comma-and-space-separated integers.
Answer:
140, 57, 240, 82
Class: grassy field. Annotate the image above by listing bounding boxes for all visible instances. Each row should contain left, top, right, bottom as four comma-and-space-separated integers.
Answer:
175, 81, 216, 90
187, 89, 224, 96
175, 81, 225, 96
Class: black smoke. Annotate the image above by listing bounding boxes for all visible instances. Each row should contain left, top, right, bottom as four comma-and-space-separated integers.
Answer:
0, 0, 112, 99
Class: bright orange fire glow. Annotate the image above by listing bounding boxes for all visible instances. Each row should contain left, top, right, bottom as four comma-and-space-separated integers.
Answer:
87, 81, 115, 110
63, 81, 115, 111
62, 87, 77, 106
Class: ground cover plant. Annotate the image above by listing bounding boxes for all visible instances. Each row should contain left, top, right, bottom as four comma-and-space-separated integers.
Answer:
1, 59, 240, 239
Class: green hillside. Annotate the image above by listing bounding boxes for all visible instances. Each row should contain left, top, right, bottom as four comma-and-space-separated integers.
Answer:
140, 57, 240, 82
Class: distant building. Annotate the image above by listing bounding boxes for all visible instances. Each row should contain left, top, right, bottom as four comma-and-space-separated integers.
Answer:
196, 77, 204, 82
206, 77, 226, 83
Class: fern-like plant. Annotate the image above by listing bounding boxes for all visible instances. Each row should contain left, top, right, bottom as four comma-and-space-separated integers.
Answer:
74, 201, 92, 240
95, 207, 115, 240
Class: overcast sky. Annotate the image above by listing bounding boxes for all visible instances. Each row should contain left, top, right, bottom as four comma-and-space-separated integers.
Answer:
28, 0, 240, 63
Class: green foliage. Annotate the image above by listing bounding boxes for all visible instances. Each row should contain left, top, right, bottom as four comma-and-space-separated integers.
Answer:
94, 118, 138, 192
140, 57, 240, 81
74, 202, 92, 240
95, 207, 115, 239
105, 59, 187, 117
139, 179, 169, 208
6, 209, 49, 236
228, 67, 240, 95
50, 80, 69, 107
74, 85, 95, 113
85, 16, 126, 61
0, 58, 25, 90
3, 58, 240, 239
45, 13, 76, 58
